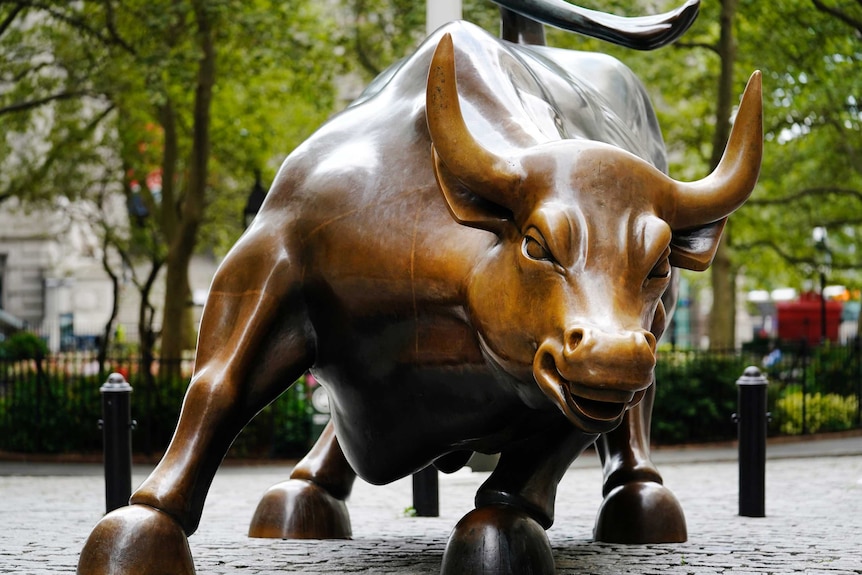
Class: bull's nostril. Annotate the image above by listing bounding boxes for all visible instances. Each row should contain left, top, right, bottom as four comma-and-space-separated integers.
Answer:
566, 327, 585, 353
643, 331, 657, 353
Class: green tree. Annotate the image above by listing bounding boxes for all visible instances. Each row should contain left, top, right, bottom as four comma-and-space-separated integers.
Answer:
0, 3, 119, 206
1, 1, 342, 361
343, 0, 497, 80
734, 0, 862, 299
544, 0, 749, 348
546, 0, 860, 347
103, 1, 342, 362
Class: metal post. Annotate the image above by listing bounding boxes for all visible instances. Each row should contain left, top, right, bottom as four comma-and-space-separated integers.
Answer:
412, 465, 439, 517
734, 366, 768, 517
427, 0, 462, 35
99, 373, 134, 513
856, 336, 862, 427
800, 338, 808, 435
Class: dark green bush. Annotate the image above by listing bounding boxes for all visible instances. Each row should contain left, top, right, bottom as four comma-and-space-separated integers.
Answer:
652, 351, 755, 445
0, 356, 311, 457
229, 376, 311, 458
0, 332, 49, 360
1, 344, 858, 455
0, 365, 102, 453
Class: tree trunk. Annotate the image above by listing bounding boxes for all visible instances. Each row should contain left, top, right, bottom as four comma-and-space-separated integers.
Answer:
138, 260, 162, 457
159, 3, 215, 364
98, 238, 121, 374
709, 233, 737, 350
160, 247, 195, 362
139, 261, 162, 368
707, 0, 739, 350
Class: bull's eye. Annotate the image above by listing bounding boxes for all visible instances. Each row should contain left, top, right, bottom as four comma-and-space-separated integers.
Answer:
523, 235, 553, 262
648, 255, 671, 280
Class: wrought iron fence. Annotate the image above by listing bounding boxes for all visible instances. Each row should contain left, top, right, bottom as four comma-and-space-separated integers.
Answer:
0, 344, 859, 457
653, 341, 862, 444
758, 339, 862, 436
0, 354, 311, 457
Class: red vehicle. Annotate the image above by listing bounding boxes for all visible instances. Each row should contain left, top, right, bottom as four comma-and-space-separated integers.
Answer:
776, 292, 843, 345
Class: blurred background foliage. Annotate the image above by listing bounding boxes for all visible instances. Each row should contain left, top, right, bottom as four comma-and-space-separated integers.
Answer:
1, 0, 860, 354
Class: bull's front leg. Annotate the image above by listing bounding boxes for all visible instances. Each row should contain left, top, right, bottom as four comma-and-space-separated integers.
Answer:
78, 227, 314, 574
594, 381, 687, 543
248, 419, 356, 539
441, 417, 597, 575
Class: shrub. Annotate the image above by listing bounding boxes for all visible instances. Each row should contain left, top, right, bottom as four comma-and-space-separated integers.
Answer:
774, 391, 859, 435
0, 332, 49, 360
0, 355, 311, 457
652, 351, 755, 445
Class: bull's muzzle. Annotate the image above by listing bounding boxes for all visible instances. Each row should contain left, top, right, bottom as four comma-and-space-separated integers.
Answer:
533, 326, 656, 433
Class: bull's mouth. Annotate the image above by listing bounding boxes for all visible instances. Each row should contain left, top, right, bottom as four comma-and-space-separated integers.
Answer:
562, 385, 627, 422
534, 351, 648, 434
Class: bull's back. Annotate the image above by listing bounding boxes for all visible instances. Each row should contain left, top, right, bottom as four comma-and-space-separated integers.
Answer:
269, 21, 664, 293
256, 21, 664, 481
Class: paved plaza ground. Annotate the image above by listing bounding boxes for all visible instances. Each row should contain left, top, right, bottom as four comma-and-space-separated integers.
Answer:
2, 435, 861, 574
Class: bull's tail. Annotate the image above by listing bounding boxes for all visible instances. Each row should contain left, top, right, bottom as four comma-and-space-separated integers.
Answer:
495, 0, 699, 50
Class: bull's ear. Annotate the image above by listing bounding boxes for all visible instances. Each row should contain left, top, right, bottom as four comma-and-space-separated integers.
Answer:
432, 147, 512, 235
669, 218, 727, 271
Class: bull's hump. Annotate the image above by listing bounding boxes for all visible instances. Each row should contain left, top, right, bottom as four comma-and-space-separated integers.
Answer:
347, 22, 563, 151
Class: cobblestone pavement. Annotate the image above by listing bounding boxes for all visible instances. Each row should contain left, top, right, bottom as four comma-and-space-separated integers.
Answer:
2, 440, 861, 574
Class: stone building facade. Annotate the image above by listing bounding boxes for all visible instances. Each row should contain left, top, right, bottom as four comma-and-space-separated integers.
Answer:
0, 198, 218, 352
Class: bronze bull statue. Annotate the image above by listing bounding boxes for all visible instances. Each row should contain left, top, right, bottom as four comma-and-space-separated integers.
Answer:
79, 1, 762, 573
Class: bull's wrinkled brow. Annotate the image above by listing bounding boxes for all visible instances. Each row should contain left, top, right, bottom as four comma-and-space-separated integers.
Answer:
531, 204, 578, 269
638, 214, 673, 270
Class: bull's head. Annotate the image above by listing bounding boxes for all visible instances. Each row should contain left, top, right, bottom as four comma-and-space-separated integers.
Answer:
426, 34, 762, 433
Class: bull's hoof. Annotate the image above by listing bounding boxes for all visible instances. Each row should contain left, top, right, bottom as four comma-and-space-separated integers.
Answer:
78, 504, 194, 574
594, 481, 687, 543
441, 504, 555, 575
248, 478, 351, 539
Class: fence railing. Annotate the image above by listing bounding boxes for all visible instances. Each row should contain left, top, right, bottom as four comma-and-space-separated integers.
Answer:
652, 341, 862, 444
0, 354, 311, 458
1, 344, 860, 457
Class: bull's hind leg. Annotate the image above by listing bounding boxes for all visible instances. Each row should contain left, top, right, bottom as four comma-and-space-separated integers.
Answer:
78, 226, 314, 574
441, 417, 596, 575
249, 419, 356, 538
594, 382, 687, 542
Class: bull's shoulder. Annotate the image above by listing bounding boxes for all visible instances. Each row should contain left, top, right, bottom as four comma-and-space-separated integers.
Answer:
351, 21, 502, 107
271, 20, 536, 199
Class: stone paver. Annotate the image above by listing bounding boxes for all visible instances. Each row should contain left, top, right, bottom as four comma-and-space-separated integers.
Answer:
1, 441, 861, 574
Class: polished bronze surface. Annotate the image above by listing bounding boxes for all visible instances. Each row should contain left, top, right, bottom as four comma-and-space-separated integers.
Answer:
495, 0, 700, 50
79, 1, 761, 573
78, 505, 195, 575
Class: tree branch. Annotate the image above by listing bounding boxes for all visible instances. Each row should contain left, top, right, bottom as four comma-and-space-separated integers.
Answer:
748, 186, 862, 206
0, 102, 115, 201
7, 61, 52, 84
736, 239, 862, 271
0, 3, 25, 39
0, 90, 97, 116
101, 0, 134, 54
811, 0, 862, 32
673, 41, 720, 56
353, 27, 382, 77
8, 1, 136, 54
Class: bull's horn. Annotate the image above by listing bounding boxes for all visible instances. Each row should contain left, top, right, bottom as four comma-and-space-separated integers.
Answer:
669, 71, 762, 229
426, 33, 524, 208
492, 0, 700, 50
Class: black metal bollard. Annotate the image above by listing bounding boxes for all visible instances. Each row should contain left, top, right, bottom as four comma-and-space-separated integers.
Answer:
412, 465, 439, 517
733, 366, 768, 517
99, 373, 134, 514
